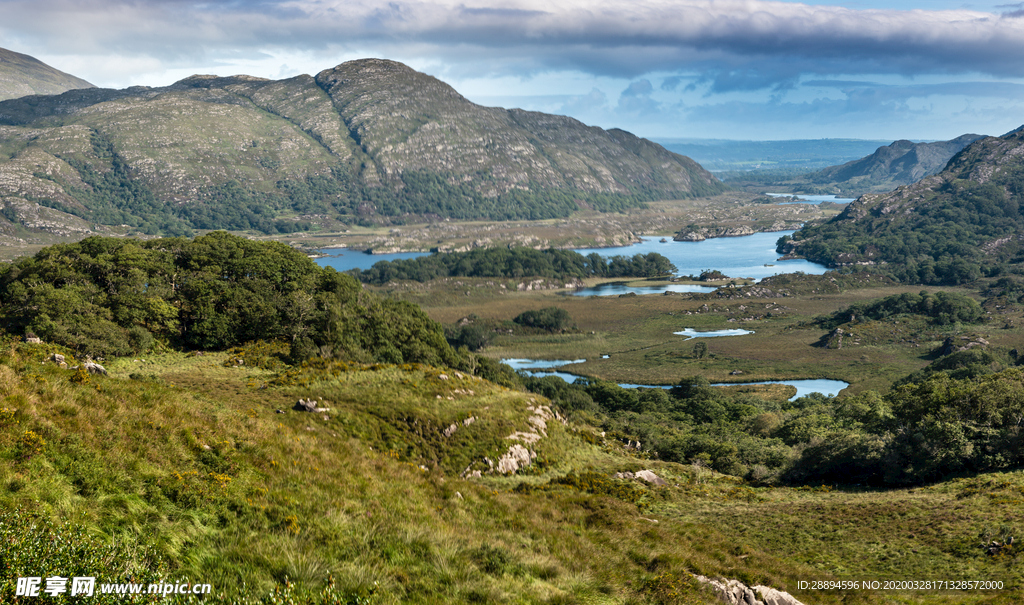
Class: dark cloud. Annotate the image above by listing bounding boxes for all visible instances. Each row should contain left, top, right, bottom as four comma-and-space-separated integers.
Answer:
5, 0, 1024, 94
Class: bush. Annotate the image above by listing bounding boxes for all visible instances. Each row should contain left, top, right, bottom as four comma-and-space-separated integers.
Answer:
513, 307, 571, 332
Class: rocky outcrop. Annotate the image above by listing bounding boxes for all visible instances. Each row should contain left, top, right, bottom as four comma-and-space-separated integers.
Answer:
694, 575, 805, 605
613, 469, 667, 486
293, 398, 330, 413
940, 336, 989, 356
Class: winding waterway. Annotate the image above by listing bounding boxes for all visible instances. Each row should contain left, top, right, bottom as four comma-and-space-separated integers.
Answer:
503, 358, 848, 401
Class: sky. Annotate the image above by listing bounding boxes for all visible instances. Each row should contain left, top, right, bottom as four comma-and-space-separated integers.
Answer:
3, 0, 1024, 141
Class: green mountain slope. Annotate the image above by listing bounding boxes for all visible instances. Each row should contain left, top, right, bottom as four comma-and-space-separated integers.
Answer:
0, 59, 724, 240
779, 127, 1024, 284
0, 47, 94, 101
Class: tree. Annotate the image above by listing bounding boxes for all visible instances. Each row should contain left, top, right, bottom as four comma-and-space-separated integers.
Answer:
692, 340, 708, 359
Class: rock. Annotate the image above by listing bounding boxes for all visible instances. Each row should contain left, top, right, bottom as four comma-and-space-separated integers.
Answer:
730, 370, 744, 375
50, 353, 65, 364
293, 398, 330, 413
823, 327, 844, 349
634, 470, 667, 486
496, 444, 534, 474
24, 336, 42, 344
442, 423, 459, 438
83, 361, 107, 375
695, 575, 806, 605
613, 471, 635, 480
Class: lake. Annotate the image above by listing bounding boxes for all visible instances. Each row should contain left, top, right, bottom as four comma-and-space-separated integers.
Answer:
314, 248, 428, 273
572, 233, 828, 282
314, 231, 828, 283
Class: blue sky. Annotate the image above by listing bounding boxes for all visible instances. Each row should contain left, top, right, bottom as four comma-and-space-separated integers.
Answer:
3, 0, 1024, 141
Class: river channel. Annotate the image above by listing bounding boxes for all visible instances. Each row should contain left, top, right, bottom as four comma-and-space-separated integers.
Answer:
503, 358, 848, 401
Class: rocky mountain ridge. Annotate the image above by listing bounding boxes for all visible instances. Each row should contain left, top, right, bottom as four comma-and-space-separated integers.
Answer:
0, 58, 724, 243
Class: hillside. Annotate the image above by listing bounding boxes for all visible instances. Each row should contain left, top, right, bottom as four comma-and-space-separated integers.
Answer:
800, 134, 986, 194
0, 47, 94, 101
0, 59, 723, 242
779, 127, 1024, 284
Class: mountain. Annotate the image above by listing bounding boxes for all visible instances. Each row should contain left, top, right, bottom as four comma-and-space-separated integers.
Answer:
0, 58, 723, 241
779, 128, 1024, 285
0, 47, 94, 101
800, 134, 986, 194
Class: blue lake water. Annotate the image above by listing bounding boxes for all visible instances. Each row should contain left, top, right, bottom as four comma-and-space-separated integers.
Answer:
314, 231, 829, 284
765, 193, 855, 204
504, 358, 848, 401
314, 248, 428, 272
572, 233, 828, 282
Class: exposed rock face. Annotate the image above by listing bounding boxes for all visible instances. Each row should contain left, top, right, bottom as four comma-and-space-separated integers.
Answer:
940, 336, 989, 355
496, 444, 534, 474
694, 575, 805, 605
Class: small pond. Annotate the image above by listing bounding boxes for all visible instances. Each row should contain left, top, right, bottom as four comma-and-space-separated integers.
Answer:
674, 328, 754, 338
569, 283, 718, 297
765, 193, 855, 204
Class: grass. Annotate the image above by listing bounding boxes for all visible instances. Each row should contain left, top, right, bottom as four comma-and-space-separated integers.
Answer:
0, 338, 1022, 603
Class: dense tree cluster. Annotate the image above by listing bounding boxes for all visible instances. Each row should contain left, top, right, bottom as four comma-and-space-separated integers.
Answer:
0, 232, 458, 366
513, 307, 572, 332
359, 247, 676, 284
820, 290, 984, 329
520, 346, 1024, 486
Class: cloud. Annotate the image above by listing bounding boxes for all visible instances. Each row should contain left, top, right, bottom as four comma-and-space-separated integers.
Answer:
617, 79, 660, 115
5, 0, 1024, 91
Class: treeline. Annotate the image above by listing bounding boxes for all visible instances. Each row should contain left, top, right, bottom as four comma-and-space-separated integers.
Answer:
359, 247, 676, 285
519, 347, 1024, 486
781, 174, 1024, 285
0, 232, 458, 367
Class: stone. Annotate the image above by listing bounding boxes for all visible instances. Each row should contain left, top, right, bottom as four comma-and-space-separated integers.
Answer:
83, 361, 107, 375
496, 444, 534, 474
293, 398, 330, 413
634, 470, 667, 486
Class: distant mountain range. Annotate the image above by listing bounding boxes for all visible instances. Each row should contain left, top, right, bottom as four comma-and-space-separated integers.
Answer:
801, 134, 986, 194
781, 128, 1024, 284
0, 55, 724, 241
0, 47, 94, 101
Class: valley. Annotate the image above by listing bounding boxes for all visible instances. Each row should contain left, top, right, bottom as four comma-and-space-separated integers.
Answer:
1, 49, 1023, 605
